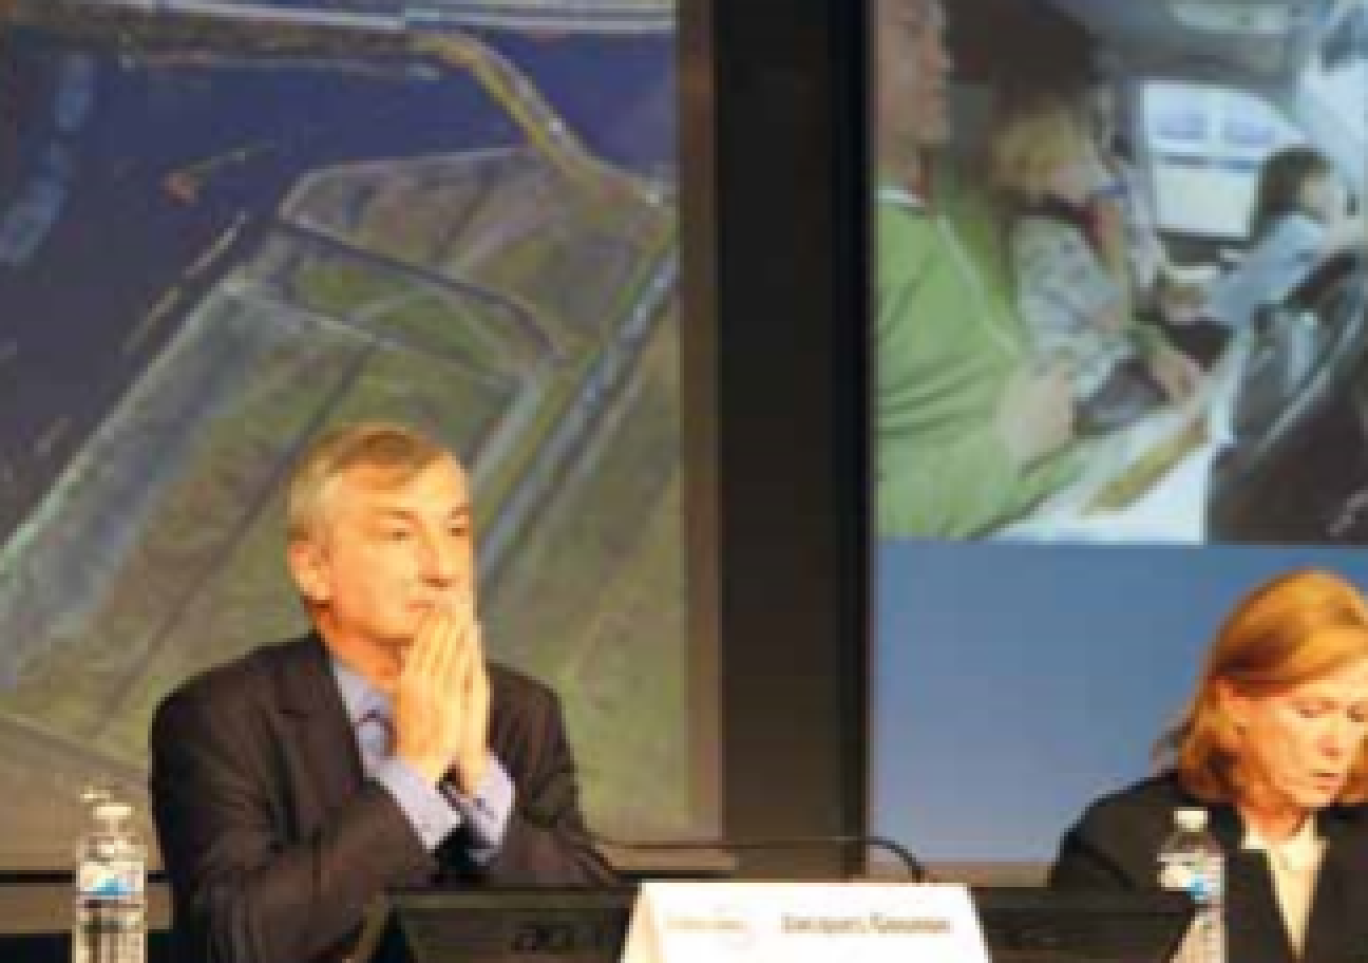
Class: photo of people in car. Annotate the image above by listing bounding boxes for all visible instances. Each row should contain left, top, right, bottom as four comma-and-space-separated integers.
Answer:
876, 0, 1367, 544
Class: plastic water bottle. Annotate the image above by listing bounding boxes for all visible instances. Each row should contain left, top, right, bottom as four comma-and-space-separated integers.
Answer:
1157, 807, 1225, 963
73, 800, 146, 963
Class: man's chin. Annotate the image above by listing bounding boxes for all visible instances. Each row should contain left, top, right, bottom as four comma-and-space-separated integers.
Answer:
372, 639, 412, 685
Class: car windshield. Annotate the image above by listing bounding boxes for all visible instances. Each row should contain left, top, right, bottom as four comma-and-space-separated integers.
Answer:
1306, 4, 1367, 151
1141, 81, 1303, 240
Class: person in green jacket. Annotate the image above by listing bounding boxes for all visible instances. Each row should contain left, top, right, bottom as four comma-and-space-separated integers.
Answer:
874, 0, 1081, 538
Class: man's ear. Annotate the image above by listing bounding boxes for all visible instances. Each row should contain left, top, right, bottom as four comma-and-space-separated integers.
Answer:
287, 537, 331, 605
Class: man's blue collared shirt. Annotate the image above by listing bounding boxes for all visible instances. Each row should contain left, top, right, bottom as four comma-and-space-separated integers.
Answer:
331, 658, 514, 861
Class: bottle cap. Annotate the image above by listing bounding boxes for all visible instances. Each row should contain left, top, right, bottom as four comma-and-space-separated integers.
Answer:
93, 801, 133, 824
1174, 807, 1208, 832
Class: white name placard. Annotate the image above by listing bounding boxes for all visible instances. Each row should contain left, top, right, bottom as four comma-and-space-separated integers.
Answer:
620, 881, 990, 963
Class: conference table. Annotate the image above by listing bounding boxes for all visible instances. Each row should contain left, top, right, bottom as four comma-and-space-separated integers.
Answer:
0, 872, 1195, 963
0, 874, 172, 962
0, 844, 730, 962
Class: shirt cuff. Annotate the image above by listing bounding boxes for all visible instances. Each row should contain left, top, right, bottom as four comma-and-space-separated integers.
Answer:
443, 754, 516, 865
373, 756, 463, 851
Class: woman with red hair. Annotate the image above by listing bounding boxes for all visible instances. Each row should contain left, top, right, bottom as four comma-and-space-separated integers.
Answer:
1051, 569, 1368, 962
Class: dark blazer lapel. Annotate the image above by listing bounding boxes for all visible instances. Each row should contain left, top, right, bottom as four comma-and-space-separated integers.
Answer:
1226, 850, 1296, 963
277, 634, 442, 891
275, 634, 367, 825
1211, 806, 1297, 963
1300, 810, 1363, 963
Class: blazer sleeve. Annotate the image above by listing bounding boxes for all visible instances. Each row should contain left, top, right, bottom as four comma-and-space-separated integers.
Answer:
458, 677, 616, 886
150, 682, 434, 963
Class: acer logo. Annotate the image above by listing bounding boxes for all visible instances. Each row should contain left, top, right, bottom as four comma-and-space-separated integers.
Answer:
507, 919, 625, 954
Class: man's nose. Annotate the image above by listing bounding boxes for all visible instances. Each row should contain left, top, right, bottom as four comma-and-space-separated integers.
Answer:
418, 532, 461, 584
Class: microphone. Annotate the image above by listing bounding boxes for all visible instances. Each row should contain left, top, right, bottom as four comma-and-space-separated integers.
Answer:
593, 833, 930, 883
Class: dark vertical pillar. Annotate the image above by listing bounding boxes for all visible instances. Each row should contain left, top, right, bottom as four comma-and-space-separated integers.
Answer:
680, 0, 870, 877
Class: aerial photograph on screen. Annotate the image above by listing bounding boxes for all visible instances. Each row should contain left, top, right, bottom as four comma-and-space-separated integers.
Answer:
0, 0, 696, 866
875, 0, 1366, 546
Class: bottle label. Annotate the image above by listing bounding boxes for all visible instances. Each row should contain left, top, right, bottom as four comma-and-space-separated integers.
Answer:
1159, 859, 1194, 892
1158, 855, 1220, 904
78, 860, 144, 899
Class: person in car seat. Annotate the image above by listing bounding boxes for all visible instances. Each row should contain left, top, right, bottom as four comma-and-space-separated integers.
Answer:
1077, 72, 1230, 365
875, 0, 1082, 538
989, 92, 1201, 434
1206, 146, 1363, 331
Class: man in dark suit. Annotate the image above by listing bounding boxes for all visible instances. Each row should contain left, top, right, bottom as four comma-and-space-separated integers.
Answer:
150, 422, 614, 963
